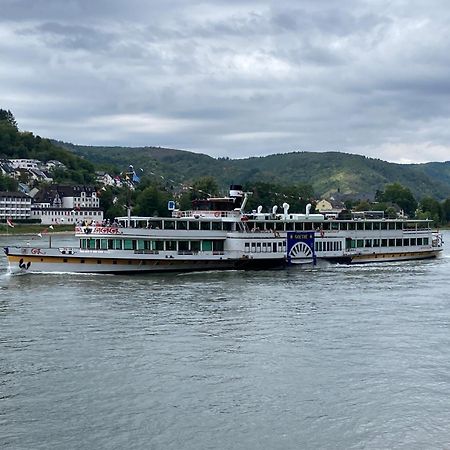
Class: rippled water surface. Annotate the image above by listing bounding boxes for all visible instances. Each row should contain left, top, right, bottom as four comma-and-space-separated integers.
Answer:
1, 232, 450, 449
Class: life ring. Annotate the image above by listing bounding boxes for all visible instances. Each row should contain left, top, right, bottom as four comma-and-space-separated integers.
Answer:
214, 212, 221, 217
274, 231, 280, 237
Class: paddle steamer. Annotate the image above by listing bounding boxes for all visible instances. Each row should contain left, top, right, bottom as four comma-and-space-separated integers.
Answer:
3, 186, 443, 273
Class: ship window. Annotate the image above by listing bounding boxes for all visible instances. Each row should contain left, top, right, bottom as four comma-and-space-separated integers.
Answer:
245, 242, 250, 253
266, 222, 275, 231
411, 238, 416, 246
373, 239, 380, 247
381, 239, 388, 247
212, 222, 222, 231
113, 239, 122, 250
357, 239, 364, 248
396, 239, 402, 246
417, 238, 423, 245
189, 221, 200, 230
100, 239, 108, 250
80, 259, 85, 264
179, 241, 189, 251
202, 240, 212, 251
213, 240, 224, 252
262, 242, 267, 252
278, 242, 284, 252
155, 241, 164, 251
380, 222, 387, 230
285, 223, 294, 231
108, 239, 114, 249
403, 239, 410, 246
396, 222, 402, 230
191, 241, 200, 252
365, 223, 373, 231
63, 258, 68, 263
165, 241, 177, 251
322, 223, 331, 231
223, 222, 232, 231
137, 240, 145, 250
348, 222, 356, 231
177, 221, 187, 230
124, 239, 133, 250
256, 243, 261, 252
97, 260, 102, 264
112, 260, 117, 265
251, 243, 256, 252
389, 239, 395, 247
201, 221, 211, 231
80, 239, 87, 249
164, 220, 175, 230
331, 222, 339, 230
423, 238, 429, 245
294, 222, 303, 231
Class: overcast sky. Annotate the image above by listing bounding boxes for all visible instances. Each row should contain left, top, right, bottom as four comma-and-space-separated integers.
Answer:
2, 0, 450, 163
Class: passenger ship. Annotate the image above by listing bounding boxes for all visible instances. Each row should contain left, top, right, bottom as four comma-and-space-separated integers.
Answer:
3, 186, 443, 274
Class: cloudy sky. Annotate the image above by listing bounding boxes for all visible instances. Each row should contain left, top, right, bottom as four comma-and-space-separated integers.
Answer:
2, 0, 450, 163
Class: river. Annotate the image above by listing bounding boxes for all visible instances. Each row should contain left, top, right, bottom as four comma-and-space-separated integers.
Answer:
1, 232, 450, 449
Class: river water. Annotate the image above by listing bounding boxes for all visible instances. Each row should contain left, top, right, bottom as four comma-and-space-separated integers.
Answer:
1, 232, 450, 449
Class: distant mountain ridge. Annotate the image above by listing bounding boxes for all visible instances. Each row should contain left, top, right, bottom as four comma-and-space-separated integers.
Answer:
56, 141, 450, 200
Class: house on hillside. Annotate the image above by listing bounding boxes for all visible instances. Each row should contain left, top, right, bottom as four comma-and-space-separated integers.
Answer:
316, 198, 345, 218
0, 160, 15, 177
96, 171, 116, 187
9, 159, 41, 170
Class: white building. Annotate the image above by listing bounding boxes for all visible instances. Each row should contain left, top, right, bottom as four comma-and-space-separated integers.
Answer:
31, 185, 103, 225
9, 159, 41, 170
0, 191, 32, 221
31, 207, 104, 225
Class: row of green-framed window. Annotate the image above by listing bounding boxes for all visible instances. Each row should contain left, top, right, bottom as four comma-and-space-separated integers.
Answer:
247, 221, 430, 232
80, 238, 224, 252
349, 237, 429, 249
129, 220, 233, 231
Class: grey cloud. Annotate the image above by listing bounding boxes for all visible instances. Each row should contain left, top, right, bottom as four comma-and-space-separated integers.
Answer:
2, 0, 450, 163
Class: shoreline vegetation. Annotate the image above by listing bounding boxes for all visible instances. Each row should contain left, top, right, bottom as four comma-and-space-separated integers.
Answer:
0, 224, 75, 236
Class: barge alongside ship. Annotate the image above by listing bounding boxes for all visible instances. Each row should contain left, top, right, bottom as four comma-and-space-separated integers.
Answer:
3, 186, 443, 274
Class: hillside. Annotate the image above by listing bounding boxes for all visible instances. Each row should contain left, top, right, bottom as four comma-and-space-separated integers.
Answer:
57, 142, 450, 200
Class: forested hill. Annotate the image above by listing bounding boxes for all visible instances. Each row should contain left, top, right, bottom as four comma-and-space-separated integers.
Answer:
0, 110, 95, 184
58, 141, 450, 200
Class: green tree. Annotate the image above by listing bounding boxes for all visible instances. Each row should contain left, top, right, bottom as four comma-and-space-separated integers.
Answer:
442, 198, 450, 224
0, 109, 18, 130
133, 185, 171, 217
377, 183, 417, 216
190, 176, 219, 200
418, 197, 443, 223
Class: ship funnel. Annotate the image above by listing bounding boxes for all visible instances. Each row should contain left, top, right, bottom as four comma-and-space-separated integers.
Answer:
306, 203, 311, 217
282, 202, 290, 215
272, 205, 278, 215
229, 185, 243, 198
257, 205, 263, 213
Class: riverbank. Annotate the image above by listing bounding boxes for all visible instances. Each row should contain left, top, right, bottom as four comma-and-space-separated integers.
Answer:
0, 224, 75, 236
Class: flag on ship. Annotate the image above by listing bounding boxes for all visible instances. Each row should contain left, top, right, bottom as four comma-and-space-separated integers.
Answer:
6, 217, 14, 228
